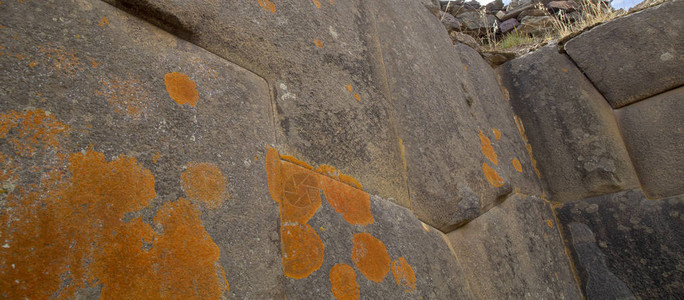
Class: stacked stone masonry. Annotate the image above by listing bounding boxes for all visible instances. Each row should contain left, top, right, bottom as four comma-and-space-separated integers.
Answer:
0, 0, 681, 299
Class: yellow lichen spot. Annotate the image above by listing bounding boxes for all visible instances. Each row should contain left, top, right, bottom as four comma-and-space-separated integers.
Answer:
391, 257, 416, 293
0, 109, 69, 157
28, 61, 37, 68
319, 175, 373, 226
38, 43, 84, 76
281, 223, 325, 279
354, 93, 361, 102
526, 144, 541, 178
281, 154, 314, 170
152, 198, 230, 298
180, 162, 228, 209
562, 68, 568, 73
152, 152, 161, 163
492, 128, 501, 140
547, 219, 554, 228
351, 233, 390, 283
346, 84, 353, 92
330, 263, 360, 300
312, 0, 321, 8
313, 39, 323, 48
483, 162, 504, 187
512, 157, 523, 173
258, 0, 276, 13
96, 74, 152, 119
98, 16, 109, 27
164, 72, 199, 106
280, 163, 321, 223
90, 58, 100, 68
479, 130, 498, 165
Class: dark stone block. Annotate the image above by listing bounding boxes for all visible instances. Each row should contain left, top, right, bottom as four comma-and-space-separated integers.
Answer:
616, 87, 684, 199
556, 189, 684, 299
564, 0, 684, 108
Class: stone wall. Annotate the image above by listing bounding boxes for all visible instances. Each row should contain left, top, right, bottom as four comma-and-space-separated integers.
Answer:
0, 0, 680, 299
498, 0, 683, 297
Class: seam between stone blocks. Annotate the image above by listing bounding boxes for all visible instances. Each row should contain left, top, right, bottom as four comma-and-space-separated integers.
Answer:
366, 0, 414, 213
98, 0, 280, 146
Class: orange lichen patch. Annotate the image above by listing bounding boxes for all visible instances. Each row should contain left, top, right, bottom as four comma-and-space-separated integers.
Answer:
96, 74, 152, 119
266, 147, 283, 203
391, 257, 416, 293
0, 144, 230, 298
280, 162, 321, 223
546, 219, 554, 228
28, 61, 37, 67
478, 130, 498, 165
0, 109, 68, 157
98, 16, 109, 27
492, 128, 501, 140
152, 198, 230, 298
514, 115, 541, 178
340, 174, 362, 189
152, 152, 161, 163
319, 175, 373, 226
164, 72, 200, 106
525, 144, 541, 178
483, 162, 504, 187
258, 0, 276, 13
281, 223, 325, 279
312, 0, 321, 8
351, 233, 390, 283
512, 158, 523, 173
329, 0, 335, 4
281, 154, 314, 170
180, 162, 228, 209
317, 164, 340, 178
330, 263, 360, 300
561, 68, 568, 73
313, 39, 323, 48
346, 84, 353, 92
90, 57, 100, 68
37, 43, 84, 75
354, 93, 361, 101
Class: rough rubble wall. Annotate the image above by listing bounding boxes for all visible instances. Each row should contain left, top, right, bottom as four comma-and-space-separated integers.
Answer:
0, 0, 679, 299
498, 0, 684, 297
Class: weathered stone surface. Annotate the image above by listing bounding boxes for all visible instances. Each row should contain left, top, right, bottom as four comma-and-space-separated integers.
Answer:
615, 87, 684, 198
564, 0, 684, 108
450, 31, 480, 49
518, 16, 555, 36
447, 194, 582, 299
265, 151, 472, 298
497, 45, 639, 202
518, 8, 549, 18
0, 0, 281, 298
547, 0, 579, 13
456, 11, 498, 32
372, 0, 544, 231
441, 10, 464, 32
499, 18, 521, 33
104, 0, 411, 208
556, 189, 684, 299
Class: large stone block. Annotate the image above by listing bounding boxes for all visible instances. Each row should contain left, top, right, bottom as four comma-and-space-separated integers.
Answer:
103, 0, 410, 207
556, 189, 684, 299
0, 1, 281, 298
564, 0, 684, 108
447, 194, 582, 299
615, 87, 684, 198
264, 149, 472, 299
497, 45, 639, 202
371, 0, 544, 231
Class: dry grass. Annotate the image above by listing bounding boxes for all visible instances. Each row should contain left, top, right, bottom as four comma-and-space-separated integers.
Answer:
479, 0, 625, 51
549, 0, 624, 39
